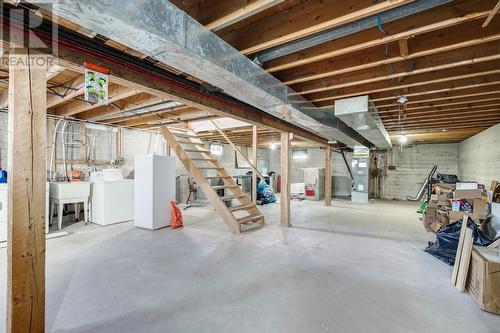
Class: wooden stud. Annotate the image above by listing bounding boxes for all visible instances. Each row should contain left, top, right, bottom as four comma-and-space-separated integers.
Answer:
452, 215, 469, 286
280, 132, 291, 227
7, 50, 47, 333
252, 125, 257, 204
325, 146, 332, 206
456, 228, 474, 292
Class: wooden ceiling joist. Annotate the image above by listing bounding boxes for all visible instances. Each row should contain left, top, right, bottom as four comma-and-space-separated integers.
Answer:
379, 99, 500, 115
264, 1, 494, 72
313, 69, 500, 106
292, 42, 500, 95
204, 0, 285, 31
50, 84, 141, 117
76, 93, 168, 121
376, 91, 500, 109
220, 0, 413, 55
368, 80, 500, 104
278, 19, 500, 85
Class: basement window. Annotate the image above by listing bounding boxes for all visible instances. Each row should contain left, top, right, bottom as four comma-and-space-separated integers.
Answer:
210, 143, 224, 156
292, 149, 308, 160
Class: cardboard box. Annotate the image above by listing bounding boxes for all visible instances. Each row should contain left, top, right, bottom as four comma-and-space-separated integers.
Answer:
454, 189, 483, 200
449, 211, 480, 224
466, 246, 500, 315
473, 199, 489, 216
429, 221, 442, 233
428, 195, 438, 208
436, 209, 450, 227
424, 207, 437, 231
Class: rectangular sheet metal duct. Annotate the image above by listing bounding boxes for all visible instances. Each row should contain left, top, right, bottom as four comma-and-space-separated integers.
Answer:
335, 96, 392, 150
33, 0, 373, 147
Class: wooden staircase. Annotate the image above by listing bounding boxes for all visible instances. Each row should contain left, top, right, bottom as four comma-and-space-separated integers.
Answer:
160, 126, 265, 233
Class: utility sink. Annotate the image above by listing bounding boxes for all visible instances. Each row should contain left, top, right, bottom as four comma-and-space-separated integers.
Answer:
49, 182, 90, 200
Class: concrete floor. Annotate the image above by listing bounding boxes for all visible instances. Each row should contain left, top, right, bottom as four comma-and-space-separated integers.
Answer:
1, 199, 499, 332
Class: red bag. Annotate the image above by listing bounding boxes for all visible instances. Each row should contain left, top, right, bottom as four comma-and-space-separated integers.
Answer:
170, 201, 184, 229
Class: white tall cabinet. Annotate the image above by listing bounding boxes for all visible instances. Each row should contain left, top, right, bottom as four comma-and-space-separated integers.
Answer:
134, 155, 176, 230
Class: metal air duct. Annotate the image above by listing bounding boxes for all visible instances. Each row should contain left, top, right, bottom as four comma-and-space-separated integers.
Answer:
334, 96, 392, 150
29, 0, 374, 147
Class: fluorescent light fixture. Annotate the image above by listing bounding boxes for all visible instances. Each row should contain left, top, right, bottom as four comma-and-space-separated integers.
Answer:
269, 143, 277, 150
399, 134, 408, 144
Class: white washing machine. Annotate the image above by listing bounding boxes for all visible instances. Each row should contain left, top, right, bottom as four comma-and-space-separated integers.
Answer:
90, 170, 134, 226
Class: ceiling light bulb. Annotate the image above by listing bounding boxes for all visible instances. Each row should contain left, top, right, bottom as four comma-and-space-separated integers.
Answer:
270, 143, 277, 150
399, 134, 408, 144
397, 95, 408, 104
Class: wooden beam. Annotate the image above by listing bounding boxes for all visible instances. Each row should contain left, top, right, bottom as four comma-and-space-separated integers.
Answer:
310, 66, 500, 105
265, 1, 493, 72
368, 79, 500, 104
381, 102, 500, 117
50, 84, 141, 117
377, 92, 500, 110
386, 119, 500, 131
280, 132, 291, 227
252, 125, 257, 204
77, 93, 168, 120
223, 0, 413, 54
46, 75, 84, 108
205, 0, 285, 31
483, 0, 500, 27
122, 110, 211, 127
398, 38, 409, 57
293, 42, 500, 95
324, 146, 332, 206
278, 19, 500, 85
7, 51, 46, 333
384, 112, 500, 126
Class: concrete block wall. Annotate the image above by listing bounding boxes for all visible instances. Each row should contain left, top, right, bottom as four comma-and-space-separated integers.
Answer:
379, 144, 458, 200
458, 123, 500, 185
268, 147, 352, 197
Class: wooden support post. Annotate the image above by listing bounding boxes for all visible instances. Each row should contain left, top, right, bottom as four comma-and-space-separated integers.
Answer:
7, 50, 47, 333
325, 146, 332, 206
280, 132, 291, 227
252, 126, 257, 203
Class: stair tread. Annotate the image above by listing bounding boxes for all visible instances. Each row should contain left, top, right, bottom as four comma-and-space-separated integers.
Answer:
184, 148, 211, 153
191, 157, 216, 161
198, 166, 224, 170
229, 203, 255, 212
177, 139, 205, 145
175, 133, 199, 139
221, 193, 247, 201
237, 214, 263, 224
212, 185, 239, 190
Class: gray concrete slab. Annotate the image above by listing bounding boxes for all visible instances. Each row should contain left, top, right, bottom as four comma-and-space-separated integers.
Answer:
1, 199, 499, 332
